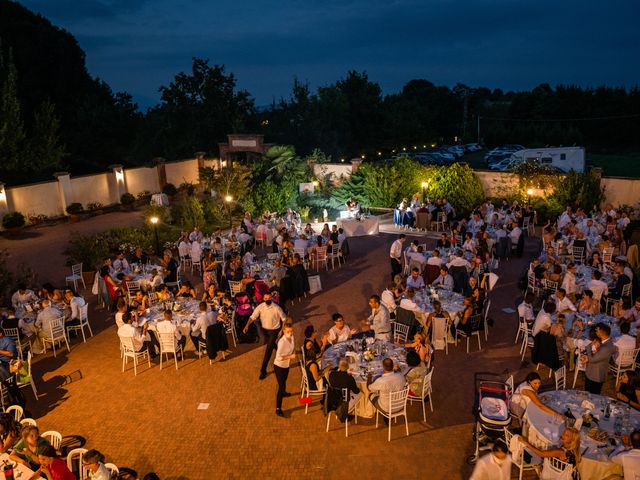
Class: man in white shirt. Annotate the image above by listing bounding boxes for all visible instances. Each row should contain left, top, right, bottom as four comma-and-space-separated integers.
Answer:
324, 313, 356, 345
432, 266, 454, 290
113, 252, 131, 275
380, 285, 400, 315
613, 322, 636, 362
557, 207, 573, 231
552, 288, 577, 313
189, 226, 203, 242
190, 301, 216, 348
447, 250, 471, 270
243, 293, 287, 380
611, 429, 640, 480
517, 292, 536, 325
35, 299, 61, 336
587, 270, 608, 301
561, 263, 578, 301
399, 288, 425, 314
64, 290, 86, 332
532, 302, 555, 336
469, 441, 512, 480
406, 268, 425, 290
190, 239, 203, 263
11, 285, 38, 309
427, 250, 444, 266
389, 234, 406, 282
156, 310, 187, 354
407, 246, 427, 270
368, 357, 407, 413
509, 221, 522, 245
360, 295, 391, 341
118, 311, 151, 354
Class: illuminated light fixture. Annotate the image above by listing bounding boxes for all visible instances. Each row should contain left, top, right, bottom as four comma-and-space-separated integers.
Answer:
431, 143, 436, 148
150, 216, 159, 224
423, 145, 426, 148
413, 146, 417, 150
341, 158, 345, 163
113, 166, 124, 183
312, 181, 319, 187
377, 152, 382, 156
392, 149, 396, 153
0, 183, 6, 203
402, 147, 406, 151
225, 195, 233, 203
527, 188, 534, 196
421, 181, 428, 188
360, 154, 365, 159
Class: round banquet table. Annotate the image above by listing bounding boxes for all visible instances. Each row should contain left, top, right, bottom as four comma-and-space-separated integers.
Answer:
413, 289, 465, 349
138, 298, 201, 351
524, 389, 640, 480
321, 339, 408, 418
574, 264, 615, 293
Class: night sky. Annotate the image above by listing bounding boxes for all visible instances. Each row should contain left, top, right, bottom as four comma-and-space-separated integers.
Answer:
21, 0, 640, 109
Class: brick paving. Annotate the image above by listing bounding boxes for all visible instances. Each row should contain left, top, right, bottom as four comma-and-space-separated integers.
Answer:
0, 214, 620, 479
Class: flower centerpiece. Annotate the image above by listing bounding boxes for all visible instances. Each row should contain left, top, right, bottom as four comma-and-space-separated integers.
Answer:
363, 349, 376, 362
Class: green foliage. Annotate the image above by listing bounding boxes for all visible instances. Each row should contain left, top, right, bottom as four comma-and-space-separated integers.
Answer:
86, 202, 103, 211
426, 163, 484, 216
66, 203, 84, 214
65, 231, 111, 270
162, 183, 178, 196
25, 100, 66, 172
137, 190, 151, 201
179, 181, 196, 196
171, 196, 205, 230
550, 170, 605, 212
252, 179, 291, 214
143, 204, 171, 224
2, 211, 25, 228
0, 249, 38, 302
0, 51, 26, 173
513, 160, 558, 197
120, 192, 135, 205
304, 148, 331, 164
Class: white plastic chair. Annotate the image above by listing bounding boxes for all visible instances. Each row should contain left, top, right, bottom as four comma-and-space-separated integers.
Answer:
393, 322, 410, 344
325, 387, 357, 437
520, 322, 534, 361
514, 315, 527, 344
299, 358, 326, 414
105, 463, 119, 476
314, 247, 328, 271
542, 457, 574, 479
66, 448, 89, 480
41, 430, 62, 450
3, 327, 30, 360
5, 405, 23, 421
609, 347, 640, 385
20, 418, 37, 427
42, 317, 70, 357
16, 351, 39, 399
572, 349, 587, 388
66, 303, 93, 343
120, 336, 151, 376
504, 428, 541, 480
455, 314, 483, 353
407, 370, 434, 422
158, 331, 183, 370
483, 299, 492, 341
374, 386, 410, 442
554, 366, 566, 390
327, 243, 343, 269
65, 263, 86, 290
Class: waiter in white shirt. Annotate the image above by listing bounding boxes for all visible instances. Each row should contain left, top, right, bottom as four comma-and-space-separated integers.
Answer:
243, 293, 287, 380
389, 234, 406, 282
469, 442, 512, 480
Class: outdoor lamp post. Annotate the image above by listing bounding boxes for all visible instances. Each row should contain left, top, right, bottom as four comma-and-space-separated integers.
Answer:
150, 216, 160, 257
421, 181, 428, 201
225, 195, 233, 228
526, 188, 534, 203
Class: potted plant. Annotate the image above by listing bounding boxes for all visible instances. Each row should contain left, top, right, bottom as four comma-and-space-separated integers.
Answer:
2, 211, 26, 235
162, 183, 178, 199
66, 203, 84, 222
86, 202, 104, 216
120, 193, 136, 210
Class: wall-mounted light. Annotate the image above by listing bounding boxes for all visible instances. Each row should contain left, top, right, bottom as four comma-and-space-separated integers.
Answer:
114, 167, 124, 183
0, 183, 6, 204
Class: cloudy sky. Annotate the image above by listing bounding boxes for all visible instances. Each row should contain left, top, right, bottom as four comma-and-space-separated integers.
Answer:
21, 0, 640, 109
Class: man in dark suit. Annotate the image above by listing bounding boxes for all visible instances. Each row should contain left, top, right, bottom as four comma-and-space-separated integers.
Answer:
582, 323, 616, 394
328, 358, 361, 412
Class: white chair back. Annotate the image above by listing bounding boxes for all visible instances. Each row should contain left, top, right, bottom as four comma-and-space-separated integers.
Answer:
541, 457, 573, 479
617, 347, 638, 368
393, 322, 410, 344
6, 405, 23, 421
554, 366, 566, 390
71, 263, 83, 277
41, 430, 62, 450
20, 418, 37, 427
387, 386, 409, 414
229, 281, 243, 295
66, 448, 89, 480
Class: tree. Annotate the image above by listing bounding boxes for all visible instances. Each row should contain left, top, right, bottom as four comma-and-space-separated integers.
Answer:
26, 100, 66, 172
0, 51, 25, 172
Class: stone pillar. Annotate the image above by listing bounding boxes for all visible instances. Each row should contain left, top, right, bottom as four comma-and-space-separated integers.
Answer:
154, 157, 167, 189
108, 164, 127, 204
0, 182, 9, 217
195, 152, 206, 189
351, 159, 362, 174
54, 172, 73, 215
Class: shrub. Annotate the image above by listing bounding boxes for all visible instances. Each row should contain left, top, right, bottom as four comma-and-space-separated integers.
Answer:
65, 232, 110, 270
425, 163, 485, 217
2, 211, 25, 229
179, 181, 196, 196
136, 190, 151, 201
86, 202, 103, 211
171, 196, 205, 230
120, 193, 136, 205
162, 183, 178, 196
550, 169, 605, 212
66, 203, 84, 215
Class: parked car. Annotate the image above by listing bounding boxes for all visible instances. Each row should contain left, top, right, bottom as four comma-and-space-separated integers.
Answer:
485, 152, 514, 167
465, 143, 483, 152
490, 158, 516, 171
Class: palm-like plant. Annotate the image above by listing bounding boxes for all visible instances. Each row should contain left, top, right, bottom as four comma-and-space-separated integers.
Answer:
265, 145, 306, 182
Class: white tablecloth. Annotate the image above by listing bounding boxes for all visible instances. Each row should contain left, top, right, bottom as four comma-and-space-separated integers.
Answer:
0, 453, 35, 477
336, 217, 379, 237
151, 193, 169, 206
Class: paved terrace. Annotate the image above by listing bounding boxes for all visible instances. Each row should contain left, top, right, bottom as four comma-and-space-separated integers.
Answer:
0, 213, 618, 479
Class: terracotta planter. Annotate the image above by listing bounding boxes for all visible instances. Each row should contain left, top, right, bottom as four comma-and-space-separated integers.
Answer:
6, 226, 23, 236
69, 214, 81, 223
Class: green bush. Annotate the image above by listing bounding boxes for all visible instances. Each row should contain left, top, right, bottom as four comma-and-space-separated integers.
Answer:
171, 196, 205, 230
66, 203, 84, 215
550, 170, 605, 212
120, 192, 136, 205
2, 211, 25, 229
65, 232, 110, 270
162, 183, 178, 196
426, 163, 484, 217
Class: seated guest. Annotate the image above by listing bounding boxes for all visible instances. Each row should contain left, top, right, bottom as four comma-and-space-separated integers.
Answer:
118, 312, 156, 357
436, 233, 451, 249
431, 266, 454, 290
624, 297, 640, 326
607, 263, 631, 300
113, 251, 131, 276
612, 430, 640, 478
328, 358, 361, 411
447, 249, 471, 269
616, 371, 640, 410
381, 284, 401, 316
425, 300, 451, 332
407, 246, 427, 269
64, 289, 86, 328
454, 296, 475, 336
129, 246, 148, 265
587, 270, 608, 300
462, 232, 476, 253
156, 310, 187, 353
368, 357, 406, 413
156, 284, 173, 302
176, 281, 197, 299
149, 269, 163, 290
511, 372, 563, 419
114, 299, 129, 328
303, 325, 322, 358
399, 288, 425, 314
303, 339, 329, 391
561, 263, 578, 302
464, 276, 485, 311
35, 299, 61, 345
612, 298, 632, 321
131, 290, 150, 312
359, 295, 391, 341
578, 289, 600, 315
406, 268, 425, 290
201, 284, 218, 307
552, 288, 577, 313
587, 251, 604, 270
613, 321, 636, 362
10, 425, 51, 471
517, 292, 536, 325
11, 285, 38, 309
469, 441, 512, 480
2, 307, 35, 339
427, 250, 444, 267
31, 445, 75, 480
404, 331, 433, 368
0, 413, 20, 454
190, 302, 215, 350
324, 313, 355, 345
83, 449, 111, 480
99, 264, 120, 304
532, 301, 555, 337
517, 428, 581, 476
404, 350, 428, 397
162, 250, 179, 284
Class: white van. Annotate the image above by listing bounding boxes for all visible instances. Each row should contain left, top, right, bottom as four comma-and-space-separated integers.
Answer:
509, 147, 585, 173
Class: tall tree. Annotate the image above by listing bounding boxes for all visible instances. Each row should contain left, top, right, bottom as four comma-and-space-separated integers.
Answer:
0, 51, 25, 173
27, 100, 66, 172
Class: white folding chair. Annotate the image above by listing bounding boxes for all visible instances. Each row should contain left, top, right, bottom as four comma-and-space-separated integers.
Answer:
520, 322, 534, 361
5, 405, 23, 421
554, 366, 566, 390
66, 303, 93, 343
42, 317, 70, 357
65, 263, 86, 290
16, 351, 39, 399
104, 464, 119, 476
314, 247, 328, 271
299, 358, 326, 414
572, 348, 587, 388
542, 457, 574, 479
267, 253, 280, 262
483, 299, 492, 341
504, 428, 541, 480
191, 258, 202, 275
609, 347, 640, 385
120, 336, 151, 376
20, 418, 37, 427
126, 280, 141, 303
327, 244, 342, 269
602, 247, 614, 264
158, 331, 183, 370
572, 246, 585, 264
514, 316, 527, 344
3, 327, 30, 360
66, 448, 89, 480
455, 314, 483, 353
197, 340, 224, 365
326, 387, 357, 437
228, 281, 244, 295
407, 371, 433, 422
374, 386, 410, 442
393, 322, 411, 344
41, 430, 62, 450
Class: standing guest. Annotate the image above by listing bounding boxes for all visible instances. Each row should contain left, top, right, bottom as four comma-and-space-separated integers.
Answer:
11, 285, 38, 309
469, 441, 512, 480
83, 449, 111, 480
242, 293, 287, 380
359, 295, 391, 341
381, 284, 401, 316
389, 234, 406, 282
324, 313, 356, 345
582, 323, 616, 394
274, 319, 296, 417
32, 445, 76, 480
